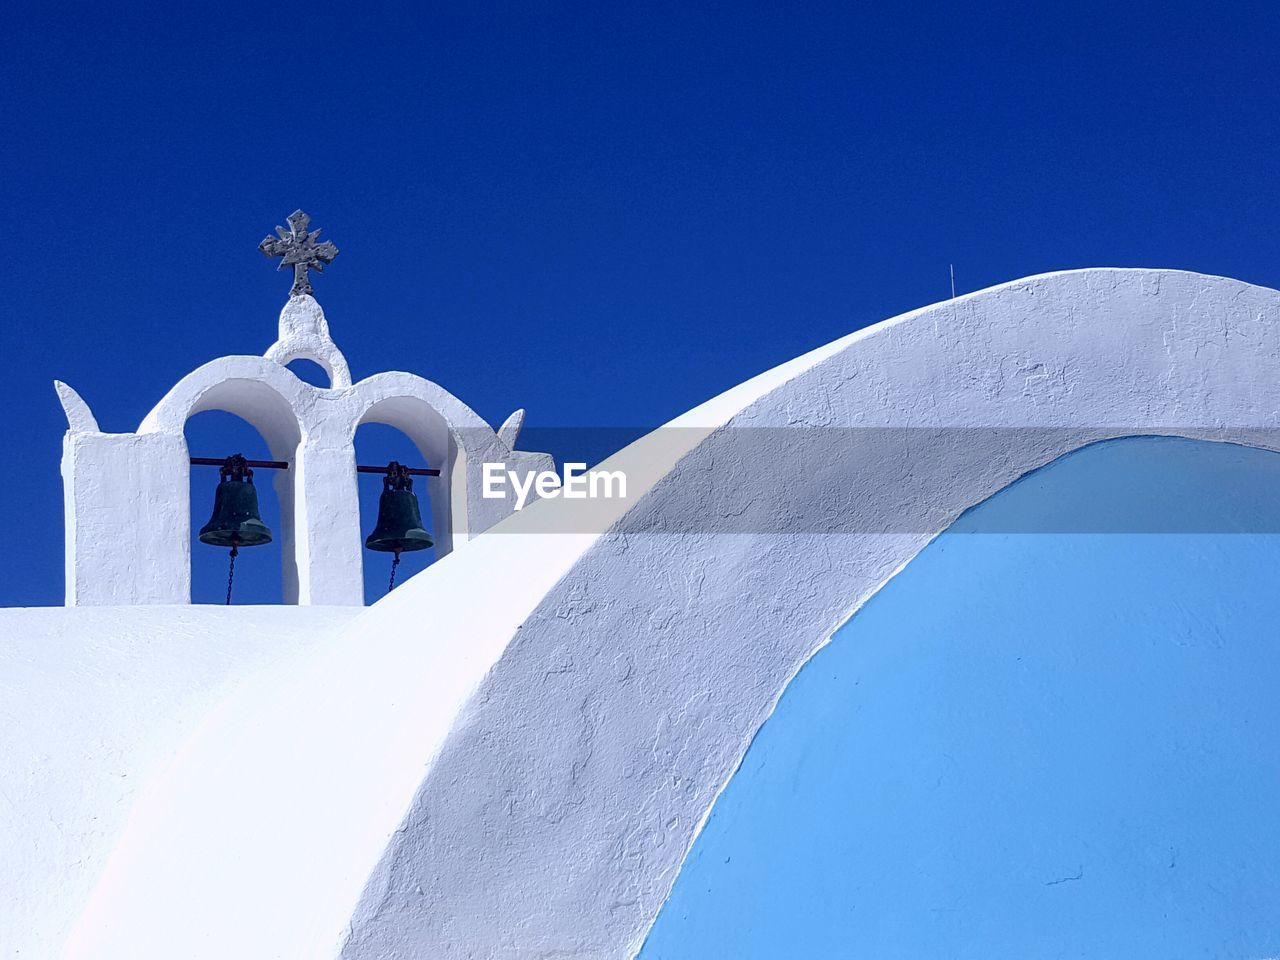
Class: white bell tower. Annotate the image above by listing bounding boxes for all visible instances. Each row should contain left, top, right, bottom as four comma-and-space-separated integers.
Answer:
56, 211, 553, 606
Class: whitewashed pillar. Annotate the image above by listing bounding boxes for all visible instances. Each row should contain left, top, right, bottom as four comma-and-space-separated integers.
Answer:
62, 430, 190, 605
293, 440, 364, 606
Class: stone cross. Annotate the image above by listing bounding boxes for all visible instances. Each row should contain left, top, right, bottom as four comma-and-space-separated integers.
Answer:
259, 210, 339, 298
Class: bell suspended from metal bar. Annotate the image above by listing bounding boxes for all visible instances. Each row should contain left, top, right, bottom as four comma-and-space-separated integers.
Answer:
198, 454, 273, 604
365, 461, 433, 592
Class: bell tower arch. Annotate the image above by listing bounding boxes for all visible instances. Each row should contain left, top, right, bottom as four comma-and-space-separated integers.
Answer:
55, 211, 555, 606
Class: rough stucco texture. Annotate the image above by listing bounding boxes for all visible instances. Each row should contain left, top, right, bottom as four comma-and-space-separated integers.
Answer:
639, 436, 1280, 959
338, 270, 1280, 960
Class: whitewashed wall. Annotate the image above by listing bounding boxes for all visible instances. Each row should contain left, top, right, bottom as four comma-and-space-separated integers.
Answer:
31, 269, 1280, 958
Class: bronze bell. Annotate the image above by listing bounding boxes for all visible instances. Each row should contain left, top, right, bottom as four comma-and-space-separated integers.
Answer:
365, 461, 433, 555
199, 454, 273, 548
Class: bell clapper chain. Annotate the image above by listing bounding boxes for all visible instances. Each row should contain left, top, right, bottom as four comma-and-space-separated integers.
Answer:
388, 548, 402, 593
225, 535, 240, 606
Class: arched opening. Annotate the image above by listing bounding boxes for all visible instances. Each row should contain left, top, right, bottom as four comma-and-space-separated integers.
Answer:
354, 422, 440, 603
353, 392, 462, 602
284, 358, 332, 389
185, 411, 288, 604
175, 376, 304, 604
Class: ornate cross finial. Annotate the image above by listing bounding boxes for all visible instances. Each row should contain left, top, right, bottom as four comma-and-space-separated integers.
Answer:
259, 210, 339, 298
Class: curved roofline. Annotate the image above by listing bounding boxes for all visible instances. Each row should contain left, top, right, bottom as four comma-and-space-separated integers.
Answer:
65, 268, 1280, 959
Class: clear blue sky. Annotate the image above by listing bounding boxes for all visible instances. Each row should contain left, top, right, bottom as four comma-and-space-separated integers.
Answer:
2, 2, 1278, 605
